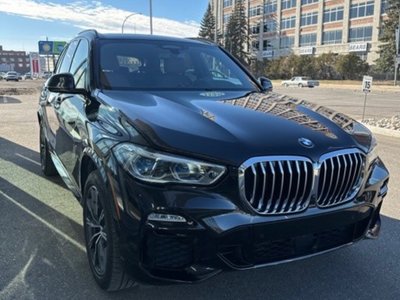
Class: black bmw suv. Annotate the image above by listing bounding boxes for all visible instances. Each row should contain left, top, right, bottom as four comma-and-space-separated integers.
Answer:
38, 30, 389, 291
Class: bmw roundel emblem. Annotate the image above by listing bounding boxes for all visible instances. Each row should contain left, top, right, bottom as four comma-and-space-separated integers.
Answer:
298, 137, 314, 148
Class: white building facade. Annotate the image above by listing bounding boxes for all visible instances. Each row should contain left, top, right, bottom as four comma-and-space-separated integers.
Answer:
211, 0, 389, 64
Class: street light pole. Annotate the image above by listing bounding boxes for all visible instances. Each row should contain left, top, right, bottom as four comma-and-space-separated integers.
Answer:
149, 0, 153, 35
121, 13, 141, 34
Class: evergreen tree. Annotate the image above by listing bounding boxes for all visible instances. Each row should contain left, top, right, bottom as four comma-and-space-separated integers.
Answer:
375, 0, 400, 72
198, 3, 218, 42
224, 0, 249, 63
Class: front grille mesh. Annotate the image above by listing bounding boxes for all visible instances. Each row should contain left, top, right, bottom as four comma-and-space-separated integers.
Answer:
240, 150, 365, 215
316, 152, 364, 207
241, 159, 314, 214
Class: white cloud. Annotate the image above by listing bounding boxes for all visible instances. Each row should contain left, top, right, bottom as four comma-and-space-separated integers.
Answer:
0, 0, 200, 37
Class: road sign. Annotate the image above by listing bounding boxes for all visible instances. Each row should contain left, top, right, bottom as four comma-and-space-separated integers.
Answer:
38, 41, 66, 55
362, 75, 373, 93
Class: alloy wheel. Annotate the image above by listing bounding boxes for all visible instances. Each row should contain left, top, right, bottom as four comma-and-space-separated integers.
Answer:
85, 186, 108, 276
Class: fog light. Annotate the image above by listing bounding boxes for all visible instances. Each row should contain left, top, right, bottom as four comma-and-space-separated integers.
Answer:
147, 213, 187, 223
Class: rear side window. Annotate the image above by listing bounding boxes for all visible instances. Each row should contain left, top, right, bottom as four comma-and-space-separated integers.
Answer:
70, 39, 89, 89
58, 40, 79, 74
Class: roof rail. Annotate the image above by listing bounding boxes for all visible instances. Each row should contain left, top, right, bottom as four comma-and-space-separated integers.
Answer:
78, 29, 98, 37
186, 37, 216, 45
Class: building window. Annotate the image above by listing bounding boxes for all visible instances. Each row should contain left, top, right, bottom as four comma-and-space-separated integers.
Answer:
252, 40, 260, 51
281, 0, 296, 10
264, 0, 277, 14
18, 63, 23, 67
381, 0, 388, 13
323, 6, 344, 22
250, 24, 260, 35
301, 12, 318, 26
249, 6, 262, 17
322, 30, 343, 44
281, 16, 296, 29
26, 64, 30, 68
223, 13, 231, 25
280, 36, 295, 48
301, 0, 318, 5
300, 33, 317, 46
263, 40, 273, 50
349, 26, 373, 42
264, 19, 277, 32
350, 1, 374, 19
10, 58, 15, 62
1, 58, 6, 62
223, 0, 232, 8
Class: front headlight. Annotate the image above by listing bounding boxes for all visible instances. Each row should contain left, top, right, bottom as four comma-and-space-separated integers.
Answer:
113, 143, 226, 185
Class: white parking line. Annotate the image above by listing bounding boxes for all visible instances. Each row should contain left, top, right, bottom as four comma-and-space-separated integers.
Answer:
16, 153, 41, 166
0, 190, 86, 252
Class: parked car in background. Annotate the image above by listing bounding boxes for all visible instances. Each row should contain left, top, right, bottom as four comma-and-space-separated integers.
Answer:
41, 72, 52, 79
38, 31, 388, 291
281, 77, 319, 88
4, 71, 19, 81
23, 72, 33, 80
0, 72, 5, 80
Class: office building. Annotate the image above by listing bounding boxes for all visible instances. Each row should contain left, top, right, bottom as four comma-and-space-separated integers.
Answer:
211, 0, 389, 64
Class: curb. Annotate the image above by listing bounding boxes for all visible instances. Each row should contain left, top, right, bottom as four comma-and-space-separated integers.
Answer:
362, 123, 400, 138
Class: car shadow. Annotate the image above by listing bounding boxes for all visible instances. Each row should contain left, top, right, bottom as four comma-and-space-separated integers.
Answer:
0, 137, 67, 189
0, 96, 21, 104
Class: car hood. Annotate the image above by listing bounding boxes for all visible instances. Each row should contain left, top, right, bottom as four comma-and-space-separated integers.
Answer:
98, 90, 372, 166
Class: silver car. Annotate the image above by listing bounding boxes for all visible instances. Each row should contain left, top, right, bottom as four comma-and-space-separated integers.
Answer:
5, 71, 19, 82
281, 76, 319, 88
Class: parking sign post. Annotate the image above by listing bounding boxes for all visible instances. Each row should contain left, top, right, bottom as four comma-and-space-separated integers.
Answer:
362, 75, 372, 121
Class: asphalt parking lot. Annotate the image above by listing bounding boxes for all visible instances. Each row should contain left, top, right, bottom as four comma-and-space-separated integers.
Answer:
0, 81, 399, 299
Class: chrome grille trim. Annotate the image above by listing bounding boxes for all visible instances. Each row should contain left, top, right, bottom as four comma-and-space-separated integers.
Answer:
316, 149, 365, 208
239, 156, 314, 215
238, 149, 366, 215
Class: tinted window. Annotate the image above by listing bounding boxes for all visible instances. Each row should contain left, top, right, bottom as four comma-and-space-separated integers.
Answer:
58, 40, 78, 74
98, 40, 257, 91
70, 39, 89, 89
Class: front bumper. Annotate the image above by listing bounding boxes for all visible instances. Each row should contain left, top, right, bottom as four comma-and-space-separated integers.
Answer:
109, 157, 389, 284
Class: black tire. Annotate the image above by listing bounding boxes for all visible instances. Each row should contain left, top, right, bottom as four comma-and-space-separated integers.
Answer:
298, 83, 303, 88
39, 125, 58, 176
284, 83, 289, 87
83, 170, 136, 291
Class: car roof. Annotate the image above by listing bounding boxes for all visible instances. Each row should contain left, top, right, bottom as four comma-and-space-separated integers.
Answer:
77, 30, 216, 47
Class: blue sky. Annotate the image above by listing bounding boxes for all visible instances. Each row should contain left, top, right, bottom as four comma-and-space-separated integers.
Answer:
0, 0, 209, 52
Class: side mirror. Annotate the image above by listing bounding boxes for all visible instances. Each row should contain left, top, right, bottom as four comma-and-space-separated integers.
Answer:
259, 76, 273, 92
47, 73, 86, 95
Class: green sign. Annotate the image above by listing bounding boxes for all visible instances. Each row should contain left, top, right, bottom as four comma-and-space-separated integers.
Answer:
38, 41, 67, 55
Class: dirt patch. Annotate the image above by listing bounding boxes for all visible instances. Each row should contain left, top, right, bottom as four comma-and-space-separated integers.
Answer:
0, 87, 40, 96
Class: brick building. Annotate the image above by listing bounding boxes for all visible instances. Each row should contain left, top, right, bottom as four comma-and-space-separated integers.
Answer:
0, 45, 30, 73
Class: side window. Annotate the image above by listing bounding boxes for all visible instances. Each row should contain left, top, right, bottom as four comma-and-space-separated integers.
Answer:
70, 39, 89, 89
54, 47, 67, 74
58, 40, 79, 74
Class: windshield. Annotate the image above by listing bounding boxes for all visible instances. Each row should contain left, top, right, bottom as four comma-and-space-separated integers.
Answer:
97, 39, 258, 91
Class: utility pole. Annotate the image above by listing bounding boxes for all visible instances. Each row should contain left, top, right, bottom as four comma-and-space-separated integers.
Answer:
149, 0, 153, 35
214, 0, 218, 43
46, 36, 50, 73
395, 14, 400, 86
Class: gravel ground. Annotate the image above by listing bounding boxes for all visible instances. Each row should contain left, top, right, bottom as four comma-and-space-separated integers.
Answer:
363, 115, 400, 131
